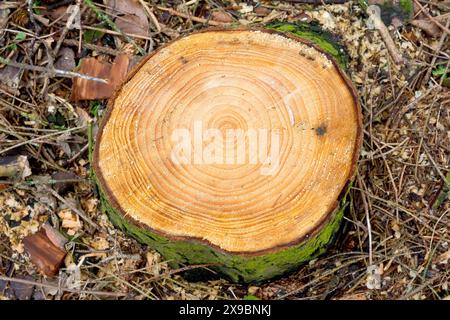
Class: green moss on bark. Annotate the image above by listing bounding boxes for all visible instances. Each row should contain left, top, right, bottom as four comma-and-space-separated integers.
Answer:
98, 178, 348, 283
266, 22, 349, 69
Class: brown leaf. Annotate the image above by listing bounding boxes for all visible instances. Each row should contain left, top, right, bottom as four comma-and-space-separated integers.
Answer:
10, 275, 35, 300
51, 171, 78, 194
70, 54, 130, 100
105, 0, 149, 37
410, 19, 441, 37
211, 11, 234, 23
54, 47, 75, 71
44, 5, 69, 22
0, 62, 23, 93
253, 6, 271, 16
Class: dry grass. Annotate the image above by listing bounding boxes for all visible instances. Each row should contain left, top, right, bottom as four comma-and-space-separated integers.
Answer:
0, 0, 448, 300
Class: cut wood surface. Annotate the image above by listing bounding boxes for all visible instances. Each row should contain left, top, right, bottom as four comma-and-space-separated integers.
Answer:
94, 29, 362, 282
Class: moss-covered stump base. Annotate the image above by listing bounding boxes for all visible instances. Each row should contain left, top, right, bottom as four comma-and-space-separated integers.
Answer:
100, 189, 347, 283
94, 28, 362, 283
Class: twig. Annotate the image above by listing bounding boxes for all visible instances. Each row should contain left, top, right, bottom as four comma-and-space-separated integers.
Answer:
0, 178, 86, 186
422, 19, 449, 84
63, 39, 122, 56
87, 120, 94, 181
139, 264, 218, 285
83, 0, 145, 55
366, 5, 404, 65
0, 57, 108, 83
0, 125, 86, 155
421, 143, 450, 187
357, 173, 373, 265
0, 275, 126, 297
82, 25, 154, 41
66, 143, 89, 164
139, 0, 161, 32
155, 6, 229, 26
26, 0, 36, 27
414, 0, 450, 36
54, 3, 80, 58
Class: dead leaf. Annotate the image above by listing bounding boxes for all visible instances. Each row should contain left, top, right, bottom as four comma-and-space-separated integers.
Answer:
10, 275, 35, 300
0, 61, 23, 93
253, 6, 271, 16
437, 250, 450, 265
211, 11, 233, 23
71, 54, 130, 100
75, 106, 92, 127
105, 0, 149, 37
44, 5, 69, 22
51, 171, 78, 194
54, 47, 75, 71
410, 19, 441, 37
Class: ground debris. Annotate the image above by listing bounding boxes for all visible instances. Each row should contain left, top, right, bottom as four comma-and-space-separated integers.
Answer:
71, 54, 130, 100
23, 225, 67, 276
0, 0, 448, 300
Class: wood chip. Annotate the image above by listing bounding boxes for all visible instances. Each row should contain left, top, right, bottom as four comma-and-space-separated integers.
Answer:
0, 155, 31, 180
23, 226, 67, 276
70, 54, 130, 100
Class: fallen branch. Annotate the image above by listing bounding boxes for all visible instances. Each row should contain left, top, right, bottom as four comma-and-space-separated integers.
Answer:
63, 39, 122, 56
155, 6, 229, 26
367, 5, 404, 65
0, 125, 87, 155
0, 56, 108, 83
139, 0, 161, 32
0, 275, 127, 297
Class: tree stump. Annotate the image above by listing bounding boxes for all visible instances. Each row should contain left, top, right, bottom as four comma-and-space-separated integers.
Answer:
94, 28, 362, 283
